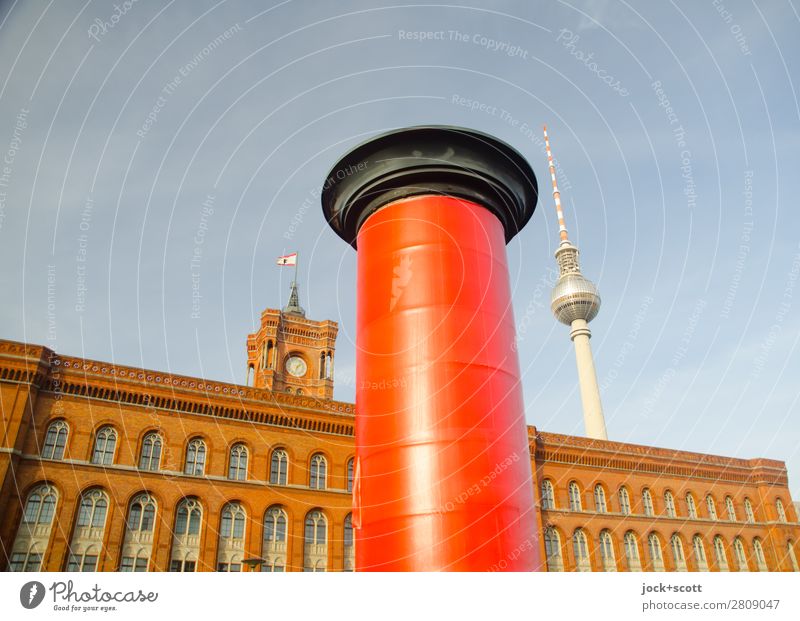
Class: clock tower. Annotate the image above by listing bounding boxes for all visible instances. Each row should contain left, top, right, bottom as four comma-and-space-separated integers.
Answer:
246, 282, 338, 399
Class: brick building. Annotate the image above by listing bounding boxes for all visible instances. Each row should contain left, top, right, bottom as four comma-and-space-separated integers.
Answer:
1, 296, 799, 572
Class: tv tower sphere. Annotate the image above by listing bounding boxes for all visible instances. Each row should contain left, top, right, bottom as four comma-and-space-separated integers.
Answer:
550, 252, 602, 324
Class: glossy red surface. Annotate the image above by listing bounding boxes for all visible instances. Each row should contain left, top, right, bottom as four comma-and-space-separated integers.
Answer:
354, 194, 540, 571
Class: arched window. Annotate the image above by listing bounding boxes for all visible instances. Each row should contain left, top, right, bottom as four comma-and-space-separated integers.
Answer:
217, 502, 246, 572
303, 510, 327, 572
270, 449, 288, 485
541, 480, 555, 510
544, 527, 563, 571
624, 532, 641, 571
170, 498, 202, 572
776, 498, 787, 523
664, 491, 676, 518
67, 489, 109, 571
9, 484, 58, 571
138, 432, 162, 471
309, 453, 327, 490
787, 541, 799, 572
713, 536, 729, 571
693, 535, 709, 571
42, 420, 68, 460
184, 438, 206, 476
120, 493, 157, 572
343, 513, 355, 572
619, 487, 631, 515
725, 496, 737, 521
599, 530, 616, 571
753, 539, 768, 572
642, 489, 654, 517
91, 426, 117, 465
228, 444, 248, 480
568, 482, 582, 512
733, 537, 748, 572
262, 505, 288, 573
572, 529, 591, 572
744, 498, 755, 523
347, 458, 355, 493
706, 495, 717, 520
648, 533, 664, 571
671, 534, 687, 571
594, 485, 607, 513
686, 493, 698, 519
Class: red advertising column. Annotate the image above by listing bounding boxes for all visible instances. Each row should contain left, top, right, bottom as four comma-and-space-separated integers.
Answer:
322, 126, 541, 571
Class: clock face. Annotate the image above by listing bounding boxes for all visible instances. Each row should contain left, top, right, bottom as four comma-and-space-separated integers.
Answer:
285, 356, 307, 377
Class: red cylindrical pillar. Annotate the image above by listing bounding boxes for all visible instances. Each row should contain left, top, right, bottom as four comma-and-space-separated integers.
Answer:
322, 127, 540, 571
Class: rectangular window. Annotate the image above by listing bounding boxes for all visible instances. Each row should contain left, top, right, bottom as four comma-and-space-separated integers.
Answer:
184, 561, 196, 572
120, 557, 134, 572
66, 554, 81, 572
25, 554, 42, 571
169, 560, 181, 572
134, 558, 148, 572
9, 553, 26, 571
82, 555, 98, 571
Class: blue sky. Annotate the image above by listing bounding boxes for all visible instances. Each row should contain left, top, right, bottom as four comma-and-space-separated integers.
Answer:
0, 0, 798, 495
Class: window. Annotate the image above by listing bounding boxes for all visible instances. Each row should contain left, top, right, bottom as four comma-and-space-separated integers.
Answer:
544, 527, 563, 571
217, 503, 246, 572
9, 549, 42, 571
744, 498, 755, 523
270, 449, 288, 485
91, 426, 117, 465
619, 487, 631, 515
693, 535, 709, 571
120, 556, 149, 572
42, 420, 68, 459
174, 498, 202, 535
184, 438, 206, 476
220, 503, 246, 540
568, 482, 582, 512
303, 510, 328, 572
77, 490, 108, 529
309, 453, 327, 490
642, 489, 654, 517
126, 494, 156, 533
594, 485, 607, 513
169, 560, 196, 572
139, 432, 162, 471
9, 485, 58, 572
347, 458, 355, 493
706, 495, 717, 520
733, 538, 748, 572
787, 541, 799, 572
671, 534, 687, 571
686, 493, 698, 519
725, 496, 737, 521
66, 548, 99, 572
648, 534, 664, 571
541, 480, 555, 510
664, 491, 676, 518
599, 530, 616, 571
776, 498, 787, 523
227, 444, 248, 480
572, 529, 591, 571
343, 513, 355, 572
22, 484, 57, 524
624, 532, 641, 571
753, 539, 768, 572
713, 536, 729, 571
263, 505, 288, 573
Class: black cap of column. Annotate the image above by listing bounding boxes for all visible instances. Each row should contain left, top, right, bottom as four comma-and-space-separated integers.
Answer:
321, 126, 538, 249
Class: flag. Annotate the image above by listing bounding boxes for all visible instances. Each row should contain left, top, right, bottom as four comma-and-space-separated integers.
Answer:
276, 252, 297, 266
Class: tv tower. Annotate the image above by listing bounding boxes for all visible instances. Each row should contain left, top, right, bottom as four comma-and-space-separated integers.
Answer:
544, 125, 608, 440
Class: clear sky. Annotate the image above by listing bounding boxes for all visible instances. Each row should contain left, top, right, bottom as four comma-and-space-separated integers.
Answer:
0, 1, 798, 495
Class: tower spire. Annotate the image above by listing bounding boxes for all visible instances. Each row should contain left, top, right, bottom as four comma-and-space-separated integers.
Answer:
544, 125, 608, 441
283, 280, 305, 317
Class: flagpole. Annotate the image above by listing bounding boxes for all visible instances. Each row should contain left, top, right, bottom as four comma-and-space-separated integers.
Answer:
294, 251, 298, 286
